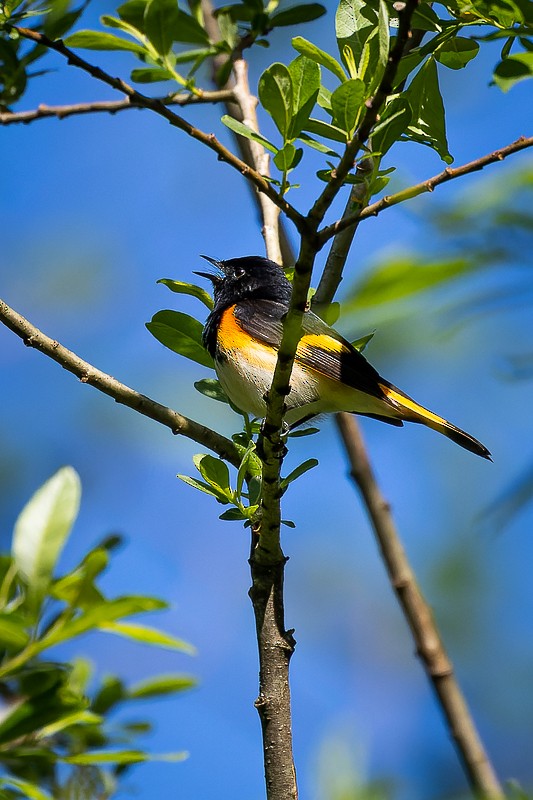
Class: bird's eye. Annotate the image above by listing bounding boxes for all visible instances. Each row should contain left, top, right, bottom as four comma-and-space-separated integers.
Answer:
233, 267, 245, 279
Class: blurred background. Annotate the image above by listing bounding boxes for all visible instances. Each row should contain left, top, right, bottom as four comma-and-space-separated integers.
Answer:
1, 0, 533, 796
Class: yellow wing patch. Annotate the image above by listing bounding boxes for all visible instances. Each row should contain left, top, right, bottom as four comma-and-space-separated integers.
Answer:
297, 333, 349, 356
380, 385, 447, 427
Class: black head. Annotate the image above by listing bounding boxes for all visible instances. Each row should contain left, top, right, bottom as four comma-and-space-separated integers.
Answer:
195, 255, 292, 312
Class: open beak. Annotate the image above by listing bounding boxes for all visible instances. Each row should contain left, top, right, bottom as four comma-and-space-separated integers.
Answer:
194, 255, 224, 284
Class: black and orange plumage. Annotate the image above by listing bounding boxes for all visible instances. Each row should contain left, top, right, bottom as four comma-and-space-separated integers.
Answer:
197, 255, 491, 460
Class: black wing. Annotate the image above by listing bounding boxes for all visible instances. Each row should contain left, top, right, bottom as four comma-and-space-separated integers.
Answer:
234, 299, 387, 402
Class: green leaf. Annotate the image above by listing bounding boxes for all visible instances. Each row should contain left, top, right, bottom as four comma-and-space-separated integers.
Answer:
493, 51, 533, 90
270, 3, 326, 26
144, 0, 178, 54
193, 454, 231, 496
0, 613, 30, 650
146, 310, 213, 368
292, 36, 346, 82
64, 30, 147, 54
0, 778, 54, 800
303, 117, 348, 142
12, 466, 81, 615
330, 77, 365, 135
92, 676, 125, 714
38, 710, 102, 739
371, 96, 412, 156
218, 507, 247, 521
343, 256, 481, 310
42, 596, 167, 648
436, 37, 480, 69
157, 278, 214, 309
288, 54, 320, 138
351, 331, 375, 351
335, 0, 388, 89
0, 682, 84, 746
118, 0, 148, 31
50, 548, 107, 608
194, 377, 230, 402
177, 474, 227, 499
131, 66, 174, 82
274, 142, 297, 171
411, 3, 442, 31
221, 115, 278, 154
128, 673, 197, 698
63, 749, 187, 765
288, 426, 320, 437
404, 58, 452, 164
298, 132, 340, 157
100, 621, 196, 653
171, 8, 211, 44
258, 62, 294, 139
281, 457, 318, 488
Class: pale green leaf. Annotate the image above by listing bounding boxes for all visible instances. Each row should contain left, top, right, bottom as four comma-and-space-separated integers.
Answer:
12, 467, 81, 614
100, 621, 196, 653
0, 777, 54, 800
221, 115, 278, 154
157, 278, 214, 309
64, 30, 147, 54
292, 35, 346, 82
128, 673, 197, 698
330, 77, 365, 134
288, 54, 320, 138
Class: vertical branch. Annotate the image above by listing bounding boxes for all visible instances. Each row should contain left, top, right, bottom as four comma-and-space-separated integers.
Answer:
336, 413, 504, 800
200, 4, 298, 797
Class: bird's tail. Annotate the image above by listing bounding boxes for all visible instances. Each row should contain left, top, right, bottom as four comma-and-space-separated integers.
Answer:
379, 383, 492, 460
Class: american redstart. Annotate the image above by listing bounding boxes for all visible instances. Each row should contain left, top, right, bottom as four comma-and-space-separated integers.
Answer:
195, 255, 491, 460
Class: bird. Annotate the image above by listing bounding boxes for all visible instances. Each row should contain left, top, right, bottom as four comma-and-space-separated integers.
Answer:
195, 255, 491, 460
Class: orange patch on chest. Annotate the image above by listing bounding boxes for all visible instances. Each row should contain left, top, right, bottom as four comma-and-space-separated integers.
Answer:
218, 305, 260, 352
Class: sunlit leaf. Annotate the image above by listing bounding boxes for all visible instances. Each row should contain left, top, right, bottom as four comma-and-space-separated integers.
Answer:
221, 115, 278, 154
330, 77, 364, 134
493, 51, 533, 90
157, 278, 214, 309
404, 58, 452, 164
63, 749, 187, 764
128, 673, 197, 698
258, 62, 294, 139
288, 55, 320, 138
12, 466, 81, 615
64, 30, 147, 54
292, 35, 347, 82
0, 777, 54, 800
436, 37, 480, 69
100, 621, 196, 653
146, 310, 214, 368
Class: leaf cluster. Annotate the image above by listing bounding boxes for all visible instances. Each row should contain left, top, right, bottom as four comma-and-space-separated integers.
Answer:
0, 468, 195, 799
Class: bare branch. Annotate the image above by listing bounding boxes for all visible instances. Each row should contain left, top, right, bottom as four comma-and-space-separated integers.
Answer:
12, 25, 307, 237
336, 413, 505, 800
0, 297, 242, 467
0, 89, 235, 126
319, 134, 533, 243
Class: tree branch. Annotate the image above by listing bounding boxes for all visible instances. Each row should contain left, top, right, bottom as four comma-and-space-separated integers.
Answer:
307, 0, 420, 229
0, 297, 242, 467
0, 89, 235, 125
12, 25, 306, 237
318, 134, 533, 244
336, 413, 504, 800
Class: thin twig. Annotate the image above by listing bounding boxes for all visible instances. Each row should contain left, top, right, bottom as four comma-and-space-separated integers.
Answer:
0, 298, 242, 467
0, 89, 235, 125
318, 135, 533, 243
336, 413, 504, 800
12, 25, 306, 237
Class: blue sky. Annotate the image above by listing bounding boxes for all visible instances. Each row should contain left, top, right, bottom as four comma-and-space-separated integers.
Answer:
1, 2, 533, 798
